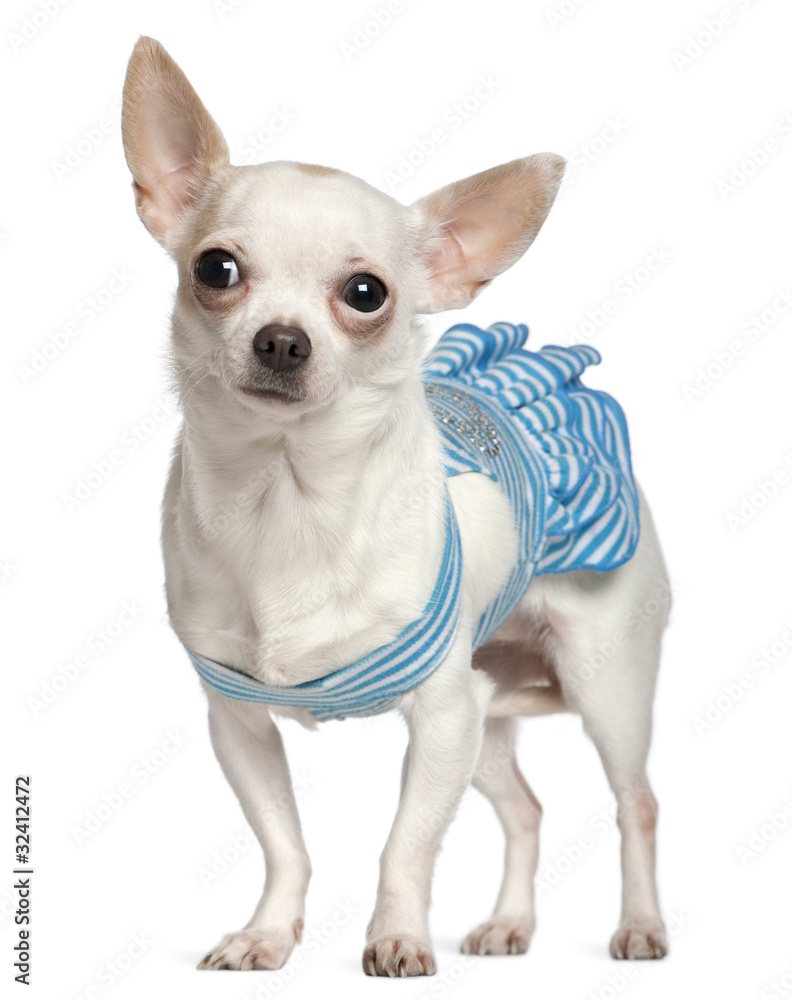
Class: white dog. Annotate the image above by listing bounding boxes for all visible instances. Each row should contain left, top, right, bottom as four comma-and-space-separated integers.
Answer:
121, 37, 670, 976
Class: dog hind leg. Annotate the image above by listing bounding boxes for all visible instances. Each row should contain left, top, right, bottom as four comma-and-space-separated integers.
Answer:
461, 715, 542, 955
532, 490, 669, 959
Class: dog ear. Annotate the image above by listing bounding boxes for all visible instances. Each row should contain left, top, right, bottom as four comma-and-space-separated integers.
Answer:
121, 37, 230, 244
412, 153, 566, 313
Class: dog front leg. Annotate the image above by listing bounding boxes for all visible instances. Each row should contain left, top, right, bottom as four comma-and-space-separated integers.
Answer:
363, 633, 490, 977
197, 690, 312, 971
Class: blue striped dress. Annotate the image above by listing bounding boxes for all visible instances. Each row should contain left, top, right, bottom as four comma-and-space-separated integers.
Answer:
185, 322, 639, 720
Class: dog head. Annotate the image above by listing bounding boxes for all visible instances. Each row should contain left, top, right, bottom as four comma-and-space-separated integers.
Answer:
122, 37, 565, 418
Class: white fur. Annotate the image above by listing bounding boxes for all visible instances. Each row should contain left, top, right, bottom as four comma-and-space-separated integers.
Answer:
122, 37, 669, 976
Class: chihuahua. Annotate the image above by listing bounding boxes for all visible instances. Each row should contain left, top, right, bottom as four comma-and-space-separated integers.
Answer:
121, 37, 670, 976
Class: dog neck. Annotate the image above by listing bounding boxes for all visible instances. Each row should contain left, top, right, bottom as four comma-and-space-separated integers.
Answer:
175, 351, 447, 556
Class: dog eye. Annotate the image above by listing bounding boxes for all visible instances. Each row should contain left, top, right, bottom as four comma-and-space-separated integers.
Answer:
342, 274, 387, 312
196, 250, 240, 288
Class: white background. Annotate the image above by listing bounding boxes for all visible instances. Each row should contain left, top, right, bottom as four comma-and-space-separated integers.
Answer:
4, 0, 792, 997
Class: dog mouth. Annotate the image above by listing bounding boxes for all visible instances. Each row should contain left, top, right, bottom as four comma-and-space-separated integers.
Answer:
238, 383, 305, 403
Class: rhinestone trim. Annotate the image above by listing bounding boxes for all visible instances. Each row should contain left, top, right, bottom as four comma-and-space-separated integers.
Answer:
425, 381, 501, 458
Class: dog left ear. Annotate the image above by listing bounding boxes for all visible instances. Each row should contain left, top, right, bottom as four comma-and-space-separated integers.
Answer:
412, 153, 566, 313
121, 36, 230, 245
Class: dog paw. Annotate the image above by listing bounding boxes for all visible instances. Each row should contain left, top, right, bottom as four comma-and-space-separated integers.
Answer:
610, 919, 668, 960
197, 926, 300, 971
461, 917, 534, 956
362, 936, 437, 977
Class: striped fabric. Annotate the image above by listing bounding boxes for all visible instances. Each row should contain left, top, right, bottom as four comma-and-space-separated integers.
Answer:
184, 489, 462, 722
424, 321, 639, 649
184, 321, 639, 720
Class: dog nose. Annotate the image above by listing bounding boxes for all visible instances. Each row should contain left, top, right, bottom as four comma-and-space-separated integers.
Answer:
253, 325, 312, 371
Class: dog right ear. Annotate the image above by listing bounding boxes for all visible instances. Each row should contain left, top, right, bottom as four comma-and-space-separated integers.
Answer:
121, 37, 229, 245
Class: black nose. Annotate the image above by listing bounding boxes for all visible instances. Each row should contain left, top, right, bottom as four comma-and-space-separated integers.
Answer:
253, 325, 312, 371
